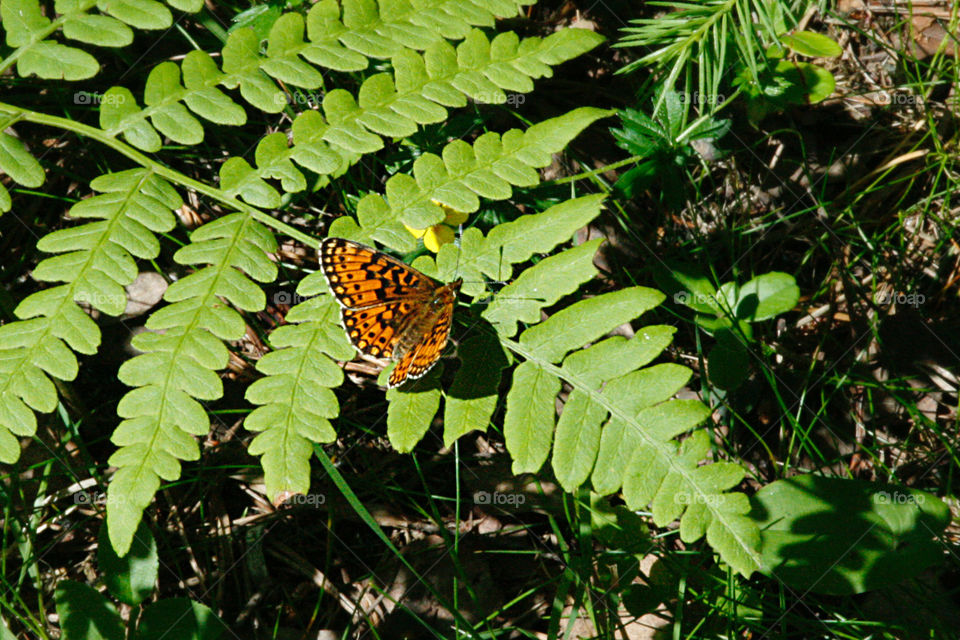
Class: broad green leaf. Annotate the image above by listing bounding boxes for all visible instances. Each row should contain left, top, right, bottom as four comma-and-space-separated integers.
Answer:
772, 59, 835, 104
0, 391, 37, 462
2, 0, 50, 47
98, 521, 157, 605
55, 580, 124, 640
321, 89, 384, 154
181, 51, 247, 126
731, 271, 799, 321
263, 13, 324, 89
254, 132, 306, 194
561, 327, 676, 388
100, 87, 162, 152
220, 157, 281, 208
221, 28, 287, 113
780, 31, 842, 58
290, 111, 341, 175
144, 63, 204, 145
135, 598, 228, 640
486, 194, 607, 267
752, 476, 950, 595
63, 14, 133, 47
536, 28, 605, 65
707, 329, 750, 390
165, 0, 203, 11
357, 74, 418, 137
652, 262, 720, 314
552, 389, 606, 491
107, 467, 161, 557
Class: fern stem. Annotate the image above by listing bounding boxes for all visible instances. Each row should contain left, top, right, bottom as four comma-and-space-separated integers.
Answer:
0, 101, 320, 250
548, 155, 643, 187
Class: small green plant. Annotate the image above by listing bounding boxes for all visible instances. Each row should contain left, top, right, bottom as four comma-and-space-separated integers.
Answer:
54, 522, 228, 640
656, 266, 800, 389
615, 0, 842, 123
752, 476, 949, 595
733, 32, 843, 123
610, 88, 730, 207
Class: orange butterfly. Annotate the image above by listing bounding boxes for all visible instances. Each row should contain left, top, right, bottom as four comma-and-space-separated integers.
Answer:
319, 237, 462, 388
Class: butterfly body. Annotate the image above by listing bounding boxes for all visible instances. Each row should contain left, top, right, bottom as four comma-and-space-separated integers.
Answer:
319, 237, 460, 388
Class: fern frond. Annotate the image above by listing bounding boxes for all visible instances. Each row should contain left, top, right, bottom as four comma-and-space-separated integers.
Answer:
0, 169, 180, 463
101, 20, 604, 200
245, 284, 355, 500
355, 193, 601, 444
220, 133, 309, 209
0, 0, 196, 81
107, 212, 277, 554
496, 284, 761, 575
387, 196, 613, 448
495, 261, 761, 574
100, 57, 247, 153
331, 108, 613, 249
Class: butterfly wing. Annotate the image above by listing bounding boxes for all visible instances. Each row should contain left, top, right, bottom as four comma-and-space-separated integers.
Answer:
320, 237, 434, 309
341, 301, 420, 359
387, 281, 459, 388
321, 237, 446, 371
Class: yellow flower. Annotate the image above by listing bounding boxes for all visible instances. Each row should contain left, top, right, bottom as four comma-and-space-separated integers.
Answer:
404, 202, 469, 253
